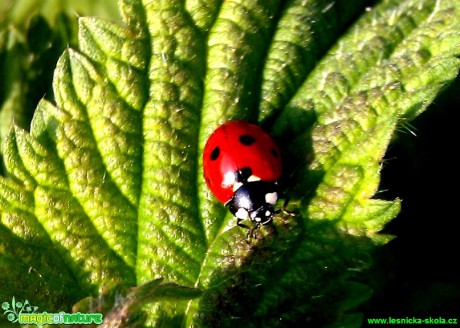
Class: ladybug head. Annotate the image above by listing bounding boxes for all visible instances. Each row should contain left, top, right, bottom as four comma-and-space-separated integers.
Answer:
248, 203, 275, 225
228, 180, 279, 226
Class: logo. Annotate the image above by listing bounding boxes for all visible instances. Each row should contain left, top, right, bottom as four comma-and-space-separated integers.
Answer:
2, 297, 103, 325
2, 297, 38, 323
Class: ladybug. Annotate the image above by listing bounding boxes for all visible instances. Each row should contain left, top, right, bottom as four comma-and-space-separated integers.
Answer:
203, 121, 283, 233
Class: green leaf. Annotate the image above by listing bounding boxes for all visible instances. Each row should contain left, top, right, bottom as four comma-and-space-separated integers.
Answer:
73, 278, 202, 328
1, 0, 459, 327
0, 0, 120, 28
0, 13, 78, 174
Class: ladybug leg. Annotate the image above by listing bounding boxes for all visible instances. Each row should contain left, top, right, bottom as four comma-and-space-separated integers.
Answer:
245, 223, 261, 243
280, 194, 296, 216
236, 218, 251, 230
236, 218, 257, 243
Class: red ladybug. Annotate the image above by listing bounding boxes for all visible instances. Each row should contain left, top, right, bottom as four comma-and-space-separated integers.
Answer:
203, 121, 282, 230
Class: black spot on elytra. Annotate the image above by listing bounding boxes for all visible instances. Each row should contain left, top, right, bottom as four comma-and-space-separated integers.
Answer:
239, 134, 256, 146
210, 147, 220, 160
271, 148, 279, 158
237, 167, 253, 182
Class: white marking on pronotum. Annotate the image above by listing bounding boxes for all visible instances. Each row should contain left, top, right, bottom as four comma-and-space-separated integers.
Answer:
233, 182, 243, 192
247, 175, 261, 182
235, 208, 249, 220
265, 192, 278, 205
